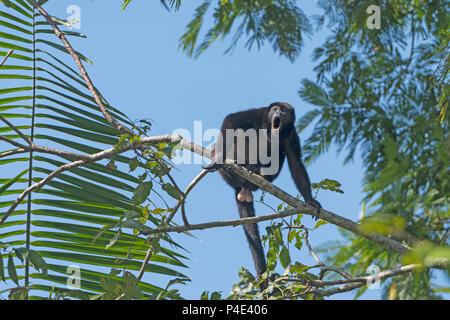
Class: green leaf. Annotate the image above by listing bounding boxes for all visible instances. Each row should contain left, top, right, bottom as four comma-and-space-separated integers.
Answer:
0, 2, 187, 299
432, 287, 450, 293
313, 219, 328, 229
311, 179, 344, 194
359, 214, 406, 237
0, 169, 28, 194
290, 262, 311, 274
91, 224, 116, 248
132, 181, 153, 205
105, 229, 121, 250
14, 247, 28, 263
128, 157, 139, 172
28, 250, 48, 275
8, 253, 19, 286
162, 183, 182, 200
279, 245, 291, 269
0, 254, 5, 282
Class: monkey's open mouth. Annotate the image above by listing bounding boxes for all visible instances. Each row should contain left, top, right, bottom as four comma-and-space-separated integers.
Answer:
272, 116, 281, 130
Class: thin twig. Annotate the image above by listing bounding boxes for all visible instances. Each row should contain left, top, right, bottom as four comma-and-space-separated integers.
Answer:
0, 135, 28, 149
287, 224, 352, 300
0, 49, 13, 67
141, 208, 305, 236
289, 225, 325, 266
318, 266, 353, 281
0, 113, 34, 145
167, 169, 209, 224
153, 155, 189, 225
137, 169, 209, 280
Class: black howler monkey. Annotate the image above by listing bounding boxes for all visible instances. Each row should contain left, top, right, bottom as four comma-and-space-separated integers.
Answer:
206, 102, 321, 277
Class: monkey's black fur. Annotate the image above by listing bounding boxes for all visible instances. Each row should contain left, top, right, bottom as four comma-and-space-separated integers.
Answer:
207, 102, 321, 278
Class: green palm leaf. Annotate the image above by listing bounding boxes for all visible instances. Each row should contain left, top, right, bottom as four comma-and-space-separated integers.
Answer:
0, 0, 187, 299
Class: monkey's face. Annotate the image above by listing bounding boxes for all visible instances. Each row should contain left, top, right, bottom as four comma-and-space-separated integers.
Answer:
268, 102, 295, 133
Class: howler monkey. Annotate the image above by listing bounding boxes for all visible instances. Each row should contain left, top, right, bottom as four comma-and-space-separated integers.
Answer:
206, 102, 321, 277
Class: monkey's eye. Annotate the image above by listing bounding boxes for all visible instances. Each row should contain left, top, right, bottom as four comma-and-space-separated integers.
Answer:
272, 116, 281, 129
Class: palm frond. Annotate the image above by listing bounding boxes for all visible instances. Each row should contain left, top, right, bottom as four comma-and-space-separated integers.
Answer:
0, 0, 187, 299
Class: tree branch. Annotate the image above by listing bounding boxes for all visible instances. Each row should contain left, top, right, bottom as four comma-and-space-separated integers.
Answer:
0, 148, 27, 159
0, 135, 181, 226
0, 132, 412, 257
301, 264, 421, 297
220, 159, 411, 254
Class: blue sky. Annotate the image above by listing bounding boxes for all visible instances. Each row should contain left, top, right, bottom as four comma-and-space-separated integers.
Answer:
6, 0, 446, 299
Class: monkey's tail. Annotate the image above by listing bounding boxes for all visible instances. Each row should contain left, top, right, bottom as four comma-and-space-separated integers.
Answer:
235, 189, 267, 276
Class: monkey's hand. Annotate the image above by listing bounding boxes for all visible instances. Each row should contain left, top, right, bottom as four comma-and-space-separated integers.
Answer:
202, 161, 222, 172
306, 198, 321, 220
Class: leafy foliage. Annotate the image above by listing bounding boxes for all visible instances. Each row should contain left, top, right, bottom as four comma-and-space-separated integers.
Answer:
297, 0, 449, 299
178, 0, 312, 61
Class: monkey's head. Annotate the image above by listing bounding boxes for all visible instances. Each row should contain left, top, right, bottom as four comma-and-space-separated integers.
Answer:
268, 102, 295, 132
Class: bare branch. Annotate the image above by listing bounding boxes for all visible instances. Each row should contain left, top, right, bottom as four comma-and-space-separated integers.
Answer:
0, 132, 413, 258
0, 148, 27, 159
142, 208, 303, 235
0, 135, 178, 226
304, 264, 421, 297
168, 169, 209, 224
34, 133, 407, 253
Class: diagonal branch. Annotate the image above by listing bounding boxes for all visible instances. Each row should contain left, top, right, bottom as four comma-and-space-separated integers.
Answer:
219, 159, 411, 254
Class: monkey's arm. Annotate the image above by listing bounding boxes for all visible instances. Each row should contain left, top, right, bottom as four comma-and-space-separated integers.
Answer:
283, 129, 321, 218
